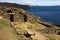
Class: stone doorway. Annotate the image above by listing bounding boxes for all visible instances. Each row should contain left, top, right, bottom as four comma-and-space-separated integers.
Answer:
10, 14, 14, 22
24, 15, 27, 22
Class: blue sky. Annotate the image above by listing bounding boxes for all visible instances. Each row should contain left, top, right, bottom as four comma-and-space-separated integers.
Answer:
0, 0, 60, 6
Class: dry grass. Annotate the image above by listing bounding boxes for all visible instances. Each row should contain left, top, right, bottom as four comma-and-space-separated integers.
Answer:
0, 18, 19, 40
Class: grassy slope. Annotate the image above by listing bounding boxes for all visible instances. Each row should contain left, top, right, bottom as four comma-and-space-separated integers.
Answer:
0, 18, 19, 40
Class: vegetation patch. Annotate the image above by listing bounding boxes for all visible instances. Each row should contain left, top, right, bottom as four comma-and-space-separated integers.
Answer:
0, 19, 9, 27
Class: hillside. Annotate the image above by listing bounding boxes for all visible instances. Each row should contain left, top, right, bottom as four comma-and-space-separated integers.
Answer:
0, 2, 30, 9
0, 2, 60, 40
0, 17, 19, 40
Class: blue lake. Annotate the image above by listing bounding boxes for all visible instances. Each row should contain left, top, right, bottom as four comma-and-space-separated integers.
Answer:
25, 6, 60, 25
31, 12, 60, 25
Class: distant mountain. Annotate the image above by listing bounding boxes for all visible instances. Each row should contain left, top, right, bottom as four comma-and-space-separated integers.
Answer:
0, 2, 30, 9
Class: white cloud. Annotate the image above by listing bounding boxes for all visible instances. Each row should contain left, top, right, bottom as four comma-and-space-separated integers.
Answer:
26, 0, 60, 6
0, 0, 60, 6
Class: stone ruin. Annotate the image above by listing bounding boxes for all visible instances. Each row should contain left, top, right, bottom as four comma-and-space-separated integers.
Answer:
0, 6, 40, 23
0, 7, 27, 22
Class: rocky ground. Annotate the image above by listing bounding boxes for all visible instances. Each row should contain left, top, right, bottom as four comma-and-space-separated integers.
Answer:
0, 16, 60, 40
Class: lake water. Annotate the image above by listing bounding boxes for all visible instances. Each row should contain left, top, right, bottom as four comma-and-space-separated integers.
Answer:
31, 12, 60, 25
25, 6, 60, 25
